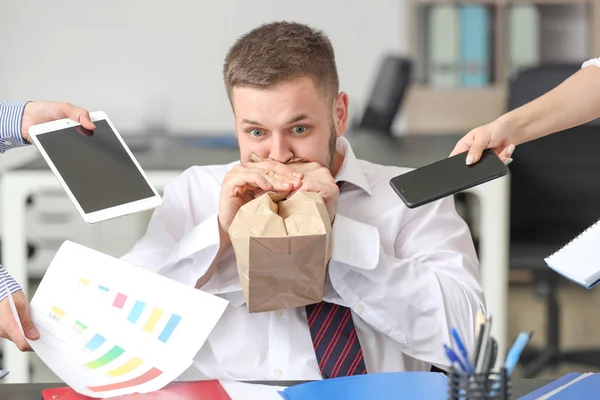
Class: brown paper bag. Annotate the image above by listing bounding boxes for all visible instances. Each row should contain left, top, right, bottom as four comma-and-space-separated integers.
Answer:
228, 156, 332, 313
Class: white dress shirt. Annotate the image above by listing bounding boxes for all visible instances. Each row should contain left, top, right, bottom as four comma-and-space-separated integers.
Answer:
120, 136, 485, 381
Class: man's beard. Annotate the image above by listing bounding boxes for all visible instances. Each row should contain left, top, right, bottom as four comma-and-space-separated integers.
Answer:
327, 121, 337, 170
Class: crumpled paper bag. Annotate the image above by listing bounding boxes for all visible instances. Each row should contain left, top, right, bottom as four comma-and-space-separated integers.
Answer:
228, 154, 332, 313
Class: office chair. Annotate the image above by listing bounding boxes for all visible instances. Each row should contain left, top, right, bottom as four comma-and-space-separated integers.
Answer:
356, 55, 412, 135
508, 64, 600, 377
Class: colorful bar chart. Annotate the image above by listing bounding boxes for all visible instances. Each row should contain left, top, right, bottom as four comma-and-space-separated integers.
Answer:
112, 293, 127, 309
158, 314, 182, 343
87, 367, 163, 393
127, 300, 145, 323
84, 346, 125, 369
107, 357, 144, 377
50, 306, 66, 321
80, 277, 183, 343
85, 334, 106, 351
142, 308, 164, 333
74, 320, 87, 331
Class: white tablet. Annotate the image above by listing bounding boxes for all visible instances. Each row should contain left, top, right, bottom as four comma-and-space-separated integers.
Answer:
28, 111, 163, 224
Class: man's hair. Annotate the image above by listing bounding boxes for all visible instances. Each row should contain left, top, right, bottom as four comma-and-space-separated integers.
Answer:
223, 21, 339, 103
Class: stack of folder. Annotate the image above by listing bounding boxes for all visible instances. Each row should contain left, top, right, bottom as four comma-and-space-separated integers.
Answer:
280, 372, 448, 400
519, 373, 600, 399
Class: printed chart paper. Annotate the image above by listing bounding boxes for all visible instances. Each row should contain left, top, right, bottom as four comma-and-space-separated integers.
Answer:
6, 240, 228, 398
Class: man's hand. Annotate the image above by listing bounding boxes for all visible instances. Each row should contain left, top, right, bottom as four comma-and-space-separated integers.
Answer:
289, 162, 339, 223
21, 101, 96, 142
219, 160, 303, 245
0, 291, 39, 352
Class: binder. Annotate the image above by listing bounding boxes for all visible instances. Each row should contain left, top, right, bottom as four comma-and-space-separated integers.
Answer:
280, 372, 448, 400
509, 5, 540, 77
428, 5, 460, 87
518, 372, 600, 399
42, 380, 231, 400
545, 219, 600, 289
460, 5, 491, 87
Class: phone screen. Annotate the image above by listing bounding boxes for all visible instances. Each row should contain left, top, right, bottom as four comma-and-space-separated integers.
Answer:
389, 149, 508, 208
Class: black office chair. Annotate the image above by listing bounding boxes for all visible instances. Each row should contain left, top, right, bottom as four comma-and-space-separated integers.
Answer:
356, 55, 412, 135
508, 65, 600, 377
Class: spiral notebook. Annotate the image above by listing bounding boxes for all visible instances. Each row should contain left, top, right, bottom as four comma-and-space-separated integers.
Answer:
545, 220, 600, 289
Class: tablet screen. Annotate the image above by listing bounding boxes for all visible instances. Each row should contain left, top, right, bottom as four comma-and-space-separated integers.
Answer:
35, 120, 156, 213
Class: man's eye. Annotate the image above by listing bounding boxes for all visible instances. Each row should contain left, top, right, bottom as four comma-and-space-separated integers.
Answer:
292, 126, 307, 134
250, 129, 263, 137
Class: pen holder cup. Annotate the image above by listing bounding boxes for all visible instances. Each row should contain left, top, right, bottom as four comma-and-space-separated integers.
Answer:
448, 368, 512, 400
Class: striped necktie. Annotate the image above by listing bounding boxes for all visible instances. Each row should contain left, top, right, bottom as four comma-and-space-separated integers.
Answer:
305, 302, 367, 379
304, 180, 367, 379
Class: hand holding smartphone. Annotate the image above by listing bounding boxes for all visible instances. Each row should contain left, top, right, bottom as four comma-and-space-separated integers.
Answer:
389, 149, 508, 208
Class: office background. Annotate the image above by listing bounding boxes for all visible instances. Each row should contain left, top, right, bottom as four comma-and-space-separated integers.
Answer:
1, 0, 600, 383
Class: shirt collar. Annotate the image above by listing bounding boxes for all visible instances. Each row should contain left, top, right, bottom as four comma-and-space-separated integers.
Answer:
334, 136, 373, 196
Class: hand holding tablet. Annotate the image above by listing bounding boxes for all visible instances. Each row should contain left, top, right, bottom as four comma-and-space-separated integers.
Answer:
27, 111, 163, 223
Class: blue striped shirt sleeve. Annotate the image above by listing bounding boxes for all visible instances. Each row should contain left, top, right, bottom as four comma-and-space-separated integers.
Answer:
0, 265, 22, 302
0, 100, 30, 153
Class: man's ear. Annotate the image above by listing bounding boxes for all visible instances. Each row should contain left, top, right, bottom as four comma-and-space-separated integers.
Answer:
333, 92, 349, 137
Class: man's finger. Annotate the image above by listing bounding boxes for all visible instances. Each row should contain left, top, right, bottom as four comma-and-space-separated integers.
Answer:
227, 171, 296, 197
295, 177, 338, 200
248, 160, 303, 180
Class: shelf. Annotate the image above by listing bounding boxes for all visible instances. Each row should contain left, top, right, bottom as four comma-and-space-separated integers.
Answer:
402, 85, 507, 134
405, 0, 598, 134
412, 0, 591, 4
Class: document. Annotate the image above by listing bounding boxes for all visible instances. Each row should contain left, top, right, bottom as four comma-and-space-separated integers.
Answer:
6, 240, 228, 398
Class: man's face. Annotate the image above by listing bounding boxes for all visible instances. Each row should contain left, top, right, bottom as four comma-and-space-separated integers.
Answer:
231, 77, 348, 170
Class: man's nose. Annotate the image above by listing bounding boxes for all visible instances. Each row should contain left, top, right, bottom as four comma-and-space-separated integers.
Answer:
268, 134, 294, 163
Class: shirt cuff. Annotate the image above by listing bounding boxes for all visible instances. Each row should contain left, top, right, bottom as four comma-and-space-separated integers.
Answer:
0, 265, 23, 302
330, 213, 380, 270
0, 101, 30, 150
582, 58, 600, 69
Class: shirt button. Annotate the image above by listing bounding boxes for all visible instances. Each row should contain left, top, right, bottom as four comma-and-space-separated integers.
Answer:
357, 304, 365, 314
276, 310, 284, 316
274, 369, 283, 377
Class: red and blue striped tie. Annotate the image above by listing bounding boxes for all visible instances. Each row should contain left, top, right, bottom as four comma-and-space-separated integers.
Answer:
305, 301, 367, 379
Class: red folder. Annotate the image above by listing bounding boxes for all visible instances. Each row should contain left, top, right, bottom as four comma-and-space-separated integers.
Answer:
41, 380, 231, 399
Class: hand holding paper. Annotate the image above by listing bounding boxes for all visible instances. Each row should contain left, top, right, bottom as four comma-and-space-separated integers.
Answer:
0, 289, 38, 351
4, 240, 228, 398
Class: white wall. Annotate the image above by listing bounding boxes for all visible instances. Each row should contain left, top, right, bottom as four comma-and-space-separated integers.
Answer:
0, 0, 406, 135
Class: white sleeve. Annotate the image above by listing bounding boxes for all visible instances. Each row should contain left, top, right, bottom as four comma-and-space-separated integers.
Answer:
120, 168, 222, 288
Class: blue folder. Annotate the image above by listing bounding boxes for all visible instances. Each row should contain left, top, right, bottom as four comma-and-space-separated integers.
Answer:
460, 5, 490, 87
279, 372, 448, 400
518, 372, 600, 399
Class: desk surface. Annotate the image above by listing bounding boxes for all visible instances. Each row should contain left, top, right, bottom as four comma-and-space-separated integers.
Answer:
0, 378, 553, 399
17, 132, 463, 171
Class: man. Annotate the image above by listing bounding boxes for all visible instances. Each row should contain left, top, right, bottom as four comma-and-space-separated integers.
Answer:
1, 22, 485, 380
0, 100, 94, 351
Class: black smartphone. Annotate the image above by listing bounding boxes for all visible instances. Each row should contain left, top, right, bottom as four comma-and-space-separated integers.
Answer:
389, 149, 508, 208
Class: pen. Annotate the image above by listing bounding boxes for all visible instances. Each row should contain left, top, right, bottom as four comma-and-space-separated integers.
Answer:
489, 332, 533, 396
504, 331, 533, 375
444, 344, 467, 372
475, 316, 493, 373
451, 328, 474, 373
